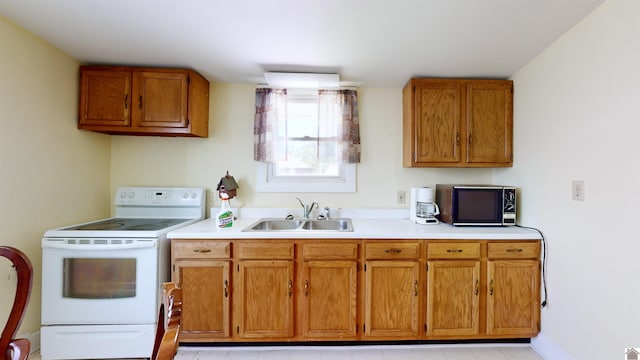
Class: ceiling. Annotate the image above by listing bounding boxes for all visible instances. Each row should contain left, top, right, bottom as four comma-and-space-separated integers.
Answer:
0, 0, 605, 88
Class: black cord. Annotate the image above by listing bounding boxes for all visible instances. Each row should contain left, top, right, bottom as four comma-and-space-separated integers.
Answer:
516, 225, 548, 308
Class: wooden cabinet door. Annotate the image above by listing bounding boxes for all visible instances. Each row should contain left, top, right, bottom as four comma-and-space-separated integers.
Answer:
426, 260, 480, 336
302, 260, 357, 339
174, 259, 231, 340
466, 81, 513, 165
413, 80, 464, 164
487, 259, 540, 336
133, 71, 188, 128
364, 260, 420, 338
237, 260, 294, 338
79, 70, 131, 126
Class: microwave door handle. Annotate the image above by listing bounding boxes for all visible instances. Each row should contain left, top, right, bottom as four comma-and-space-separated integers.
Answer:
42, 242, 156, 250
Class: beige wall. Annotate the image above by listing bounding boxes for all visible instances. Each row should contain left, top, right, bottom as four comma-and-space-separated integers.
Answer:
111, 83, 493, 213
0, 16, 111, 337
494, 0, 638, 358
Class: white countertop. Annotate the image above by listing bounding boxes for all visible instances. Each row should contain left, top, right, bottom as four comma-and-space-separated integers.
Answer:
168, 208, 541, 240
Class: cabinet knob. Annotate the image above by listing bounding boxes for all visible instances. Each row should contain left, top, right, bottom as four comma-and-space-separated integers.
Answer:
223, 280, 229, 298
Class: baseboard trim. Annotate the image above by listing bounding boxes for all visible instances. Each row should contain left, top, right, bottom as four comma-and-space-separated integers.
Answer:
18, 330, 40, 354
532, 334, 573, 360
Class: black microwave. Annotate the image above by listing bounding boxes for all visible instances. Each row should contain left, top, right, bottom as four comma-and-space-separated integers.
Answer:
435, 184, 516, 226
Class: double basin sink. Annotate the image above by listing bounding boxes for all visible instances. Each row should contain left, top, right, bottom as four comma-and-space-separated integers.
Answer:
242, 218, 353, 232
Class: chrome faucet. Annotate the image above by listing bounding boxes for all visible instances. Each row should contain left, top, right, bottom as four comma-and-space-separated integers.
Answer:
296, 197, 317, 219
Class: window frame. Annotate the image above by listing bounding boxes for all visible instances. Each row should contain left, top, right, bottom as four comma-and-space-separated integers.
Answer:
256, 88, 357, 193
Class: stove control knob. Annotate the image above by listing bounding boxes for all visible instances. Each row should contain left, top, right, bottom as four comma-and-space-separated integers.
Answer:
191, 192, 198, 199
128, 191, 135, 198
119, 192, 127, 199
182, 192, 189, 199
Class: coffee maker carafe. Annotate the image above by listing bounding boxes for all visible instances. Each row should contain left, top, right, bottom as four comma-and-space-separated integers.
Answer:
410, 187, 440, 224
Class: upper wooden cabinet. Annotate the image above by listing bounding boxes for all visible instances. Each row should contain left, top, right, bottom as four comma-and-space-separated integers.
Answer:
79, 66, 209, 137
403, 78, 513, 167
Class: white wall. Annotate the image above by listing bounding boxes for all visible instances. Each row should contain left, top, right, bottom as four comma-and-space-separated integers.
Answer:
494, 0, 639, 358
0, 16, 111, 336
111, 83, 494, 214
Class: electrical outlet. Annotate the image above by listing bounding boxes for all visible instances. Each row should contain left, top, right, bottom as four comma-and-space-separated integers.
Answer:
397, 190, 406, 205
572, 180, 585, 201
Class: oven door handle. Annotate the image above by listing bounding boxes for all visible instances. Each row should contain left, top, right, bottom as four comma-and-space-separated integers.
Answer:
42, 242, 156, 250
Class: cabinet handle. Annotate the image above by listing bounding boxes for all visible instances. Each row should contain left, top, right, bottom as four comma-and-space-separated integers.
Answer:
384, 249, 402, 254
193, 248, 211, 253
455, 132, 460, 146
506, 248, 523, 253
468, 134, 473, 146
223, 280, 229, 298
489, 279, 494, 296
304, 280, 309, 297
124, 94, 128, 109
475, 279, 479, 296
288, 280, 293, 297
414, 280, 418, 297
446, 249, 463, 253
138, 95, 143, 110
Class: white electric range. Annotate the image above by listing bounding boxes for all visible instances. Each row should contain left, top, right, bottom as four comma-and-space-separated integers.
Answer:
40, 186, 205, 360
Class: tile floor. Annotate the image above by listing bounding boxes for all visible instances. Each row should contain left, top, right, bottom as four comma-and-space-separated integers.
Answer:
173, 345, 543, 360
30, 344, 543, 360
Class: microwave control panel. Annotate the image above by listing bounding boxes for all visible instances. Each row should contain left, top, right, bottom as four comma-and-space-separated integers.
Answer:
503, 187, 516, 225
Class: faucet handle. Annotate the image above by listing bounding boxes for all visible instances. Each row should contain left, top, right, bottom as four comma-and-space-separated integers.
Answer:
318, 206, 331, 220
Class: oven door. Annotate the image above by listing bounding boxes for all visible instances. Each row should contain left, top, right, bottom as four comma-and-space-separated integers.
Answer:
41, 239, 158, 325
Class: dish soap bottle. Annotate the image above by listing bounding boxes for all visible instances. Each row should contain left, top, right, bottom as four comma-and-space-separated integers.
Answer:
216, 193, 234, 229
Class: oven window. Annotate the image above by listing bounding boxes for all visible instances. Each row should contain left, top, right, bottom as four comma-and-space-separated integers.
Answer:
63, 258, 137, 299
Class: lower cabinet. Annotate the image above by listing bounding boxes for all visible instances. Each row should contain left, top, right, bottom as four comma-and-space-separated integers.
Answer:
171, 240, 232, 341
426, 243, 480, 337
171, 238, 540, 343
363, 242, 421, 338
300, 242, 359, 339
486, 242, 541, 336
235, 241, 295, 339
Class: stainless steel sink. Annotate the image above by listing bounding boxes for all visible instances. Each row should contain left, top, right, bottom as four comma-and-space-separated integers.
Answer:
244, 218, 305, 231
242, 218, 353, 232
301, 219, 353, 231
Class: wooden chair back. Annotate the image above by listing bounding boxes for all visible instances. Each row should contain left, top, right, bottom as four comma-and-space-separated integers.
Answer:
0, 246, 33, 360
151, 282, 182, 360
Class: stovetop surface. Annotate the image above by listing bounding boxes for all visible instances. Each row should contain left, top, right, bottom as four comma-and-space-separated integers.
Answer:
59, 218, 188, 231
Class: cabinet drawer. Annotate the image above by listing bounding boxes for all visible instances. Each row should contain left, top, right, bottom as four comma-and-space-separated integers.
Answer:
365, 242, 420, 259
302, 242, 358, 260
427, 243, 480, 259
488, 242, 540, 259
237, 241, 294, 260
173, 240, 232, 259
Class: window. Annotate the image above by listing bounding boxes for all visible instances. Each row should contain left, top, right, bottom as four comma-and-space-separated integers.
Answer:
254, 88, 360, 192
